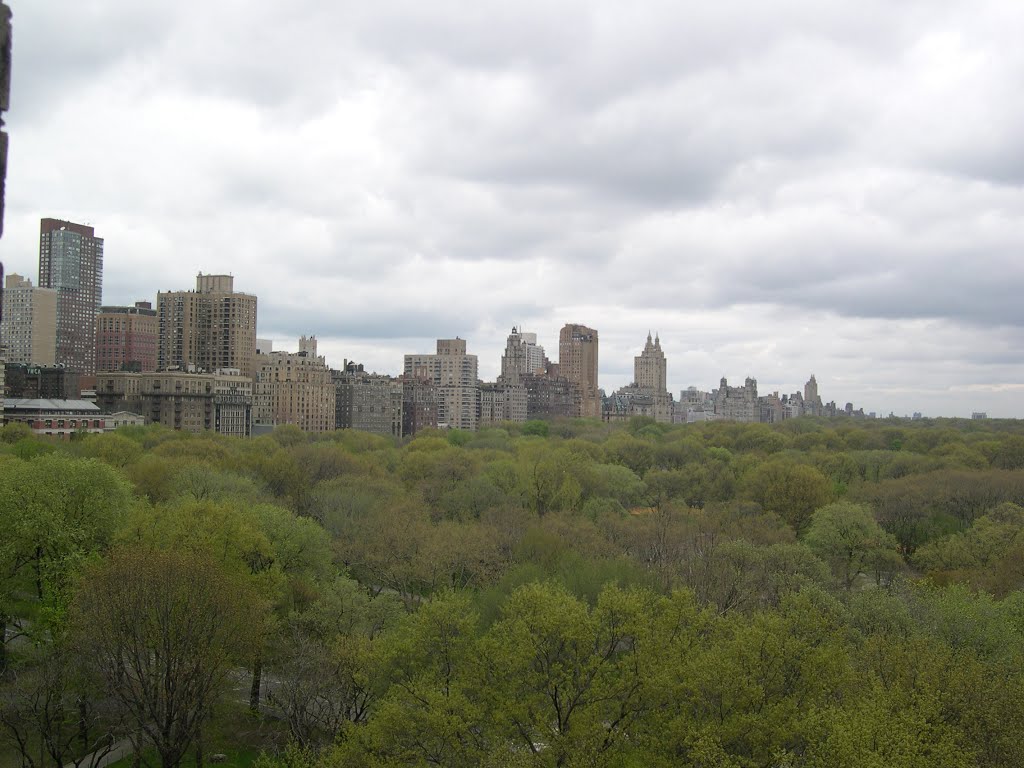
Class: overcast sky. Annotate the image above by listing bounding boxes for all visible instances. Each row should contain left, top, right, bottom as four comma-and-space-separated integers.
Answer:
3, 0, 1023, 417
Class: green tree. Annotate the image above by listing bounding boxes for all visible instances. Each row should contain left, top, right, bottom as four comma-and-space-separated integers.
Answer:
745, 460, 833, 534
805, 502, 901, 590
72, 548, 262, 768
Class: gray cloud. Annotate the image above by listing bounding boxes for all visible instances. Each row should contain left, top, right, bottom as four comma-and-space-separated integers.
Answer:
3, 0, 1024, 417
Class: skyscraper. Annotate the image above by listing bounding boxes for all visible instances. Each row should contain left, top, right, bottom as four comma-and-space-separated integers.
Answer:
38, 218, 104, 373
499, 326, 546, 384
559, 323, 600, 419
634, 332, 667, 395
156, 273, 257, 378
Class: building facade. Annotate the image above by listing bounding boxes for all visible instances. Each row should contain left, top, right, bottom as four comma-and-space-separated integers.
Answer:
479, 382, 528, 427
499, 327, 546, 384
0, 273, 56, 365
522, 373, 578, 420
712, 377, 759, 422
2, 398, 106, 438
4, 363, 80, 400
38, 219, 103, 373
401, 376, 440, 437
253, 336, 335, 433
624, 332, 673, 423
333, 362, 403, 437
95, 369, 253, 437
95, 301, 158, 373
558, 323, 600, 419
404, 338, 480, 430
157, 273, 257, 378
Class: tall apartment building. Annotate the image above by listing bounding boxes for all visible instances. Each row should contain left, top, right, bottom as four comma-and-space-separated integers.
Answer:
803, 374, 823, 416
333, 362, 403, 437
713, 377, 759, 422
0, 273, 56, 365
157, 273, 257, 378
628, 332, 672, 423
522, 373, 578, 420
558, 323, 600, 419
401, 376, 440, 437
253, 336, 335, 433
499, 327, 546, 384
96, 301, 158, 373
38, 218, 103, 373
634, 332, 667, 394
95, 369, 253, 437
479, 382, 528, 427
404, 337, 479, 430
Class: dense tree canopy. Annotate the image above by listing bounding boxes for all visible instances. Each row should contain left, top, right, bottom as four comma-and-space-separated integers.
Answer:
4, 416, 1024, 766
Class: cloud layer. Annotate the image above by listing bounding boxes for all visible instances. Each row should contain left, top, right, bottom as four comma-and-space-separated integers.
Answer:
3, 0, 1023, 416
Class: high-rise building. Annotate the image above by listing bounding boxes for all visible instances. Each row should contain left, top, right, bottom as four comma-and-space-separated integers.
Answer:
95, 301, 158, 373
479, 381, 527, 427
803, 375, 823, 416
253, 335, 335, 433
634, 332, 667, 394
157, 273, 257, 378
624, 331, 673, 423
0, 273, 57, 366
404, 337, 480, 430
558, 323, 600, 419
333, 362, 403, 437
38, 218, 104, 373
499, 326, 546, 384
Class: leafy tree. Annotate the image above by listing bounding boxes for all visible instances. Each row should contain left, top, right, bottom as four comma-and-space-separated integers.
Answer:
744, 459, 833, 534
805, 502, 901, 590
72, 548, 262, 768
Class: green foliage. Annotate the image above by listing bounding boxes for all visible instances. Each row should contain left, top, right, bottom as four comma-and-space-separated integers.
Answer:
805, 502, 901, 590
8, 416, 1024, 765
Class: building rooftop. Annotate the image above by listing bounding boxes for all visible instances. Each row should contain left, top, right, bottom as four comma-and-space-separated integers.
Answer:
4, 398, 101, 412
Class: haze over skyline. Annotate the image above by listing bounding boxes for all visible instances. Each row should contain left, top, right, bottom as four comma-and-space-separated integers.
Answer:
1, 1, 1022, 417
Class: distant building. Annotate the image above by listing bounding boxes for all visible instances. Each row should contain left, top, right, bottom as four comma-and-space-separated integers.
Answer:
253, 336, 335, 433
95, 369, 253, 437
38, 219, 104, 374
499, 327, 546, 384
404, 338, 480, 430
616, 332, 673, 423
401, 375, 440, 437
713, 377, 759, 422
0, 273, 57, 366
522, 373, 578, 420
559, 324, 600, 418
333, 361, 403, 437
972, 412, 988, 420
157, 273, 257, 378
3, 398, 106, 438
803, 375, 823, 416
95, 301, 158, 373
107, 411, 146, 429
4, 363, 80, 400
678, 386, 713, 422
479, 381, 528, 427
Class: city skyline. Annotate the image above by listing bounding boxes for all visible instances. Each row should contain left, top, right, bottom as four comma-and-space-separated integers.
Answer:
2, 2, 1023, 417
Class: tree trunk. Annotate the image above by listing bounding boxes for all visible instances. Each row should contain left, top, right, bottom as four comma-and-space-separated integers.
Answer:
77, 695, 90, 752
249, 651, 262, 712
195, 724, 204, 768
0, 615, 7, 674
